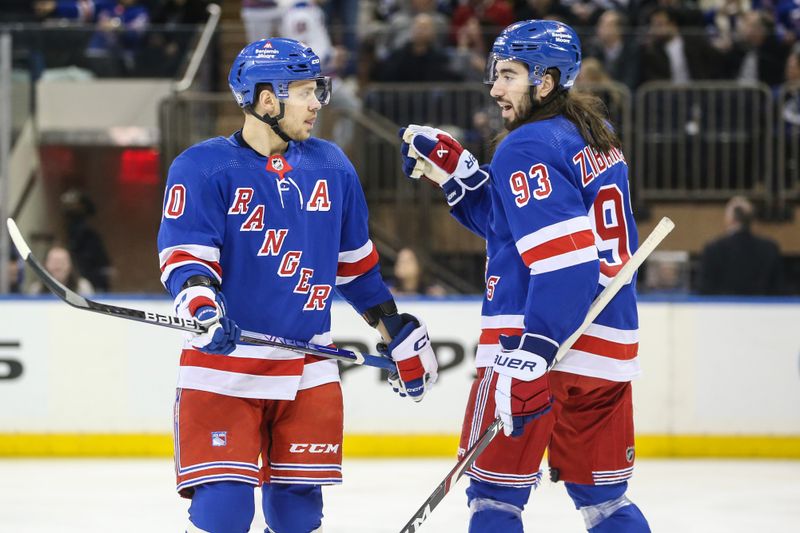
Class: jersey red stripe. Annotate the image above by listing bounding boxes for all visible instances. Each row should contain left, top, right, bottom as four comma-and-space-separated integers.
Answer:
181, 350, 305, 375
162, 250, 223, 277
337, 246, 379, 277
479, 327, 524, 345
571, 334, 638, 360
520, 229, 596, 267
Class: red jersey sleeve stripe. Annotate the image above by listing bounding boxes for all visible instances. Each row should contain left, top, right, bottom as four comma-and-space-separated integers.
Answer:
181, 350, 305, 375
337, 246, 379, 277
162, 250, 223, 277
571, 334, 638, 360
520, 229, 596, 267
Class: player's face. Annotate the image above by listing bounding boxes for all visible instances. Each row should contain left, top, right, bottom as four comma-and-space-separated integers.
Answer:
489, 60, 532, 130
279, 80, 323, 141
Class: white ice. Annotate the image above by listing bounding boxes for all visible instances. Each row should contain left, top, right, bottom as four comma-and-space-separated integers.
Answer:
0, 458, 798, 532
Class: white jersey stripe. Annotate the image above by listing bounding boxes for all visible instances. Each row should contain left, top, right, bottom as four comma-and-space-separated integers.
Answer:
529, 246, 598, 275
298, 358, 340, 390
583, 324, 639, 344
337, 240, 373, 263
178, 367, 302, 400
553, 350, 640, 382
480, 315, 525, 329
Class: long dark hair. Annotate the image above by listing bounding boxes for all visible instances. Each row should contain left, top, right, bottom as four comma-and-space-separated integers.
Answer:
494, 68, 621, 153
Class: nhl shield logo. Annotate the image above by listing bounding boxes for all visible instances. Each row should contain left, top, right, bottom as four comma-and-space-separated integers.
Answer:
211, 431, 227, 447
271, 156, 284, 171
626, 446, 635, 463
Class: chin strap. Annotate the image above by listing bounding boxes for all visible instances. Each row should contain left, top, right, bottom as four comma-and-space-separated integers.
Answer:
246, 101, 292, 143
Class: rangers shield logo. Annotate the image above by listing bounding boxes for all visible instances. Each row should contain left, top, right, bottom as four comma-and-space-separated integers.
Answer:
211, 431, 227, 447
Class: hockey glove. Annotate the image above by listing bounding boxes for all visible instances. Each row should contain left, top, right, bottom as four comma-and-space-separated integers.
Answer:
174, 285, 240, 355
399, 124, 488, 206
377, 314, 438, 402
493, 333, 557, 438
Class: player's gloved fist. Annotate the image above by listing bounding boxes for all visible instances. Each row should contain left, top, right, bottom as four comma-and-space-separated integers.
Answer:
493, 333, 557, 438
377, 314, 438, 402
399, 125, 488, 205
174, 285, 240, 355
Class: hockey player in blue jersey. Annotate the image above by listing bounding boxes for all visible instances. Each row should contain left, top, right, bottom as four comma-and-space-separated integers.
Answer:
399, 20, 650, 533
158, 38, 438, 533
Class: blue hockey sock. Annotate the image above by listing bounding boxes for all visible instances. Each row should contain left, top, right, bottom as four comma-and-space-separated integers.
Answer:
466, 479, 531, 533
565, 481, 650, 533
262, 483, 323, 533
188, 481, 255, 533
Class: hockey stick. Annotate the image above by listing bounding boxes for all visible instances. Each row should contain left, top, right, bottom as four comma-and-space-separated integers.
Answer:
6, 218, 396, 371
398, 216, 675, 533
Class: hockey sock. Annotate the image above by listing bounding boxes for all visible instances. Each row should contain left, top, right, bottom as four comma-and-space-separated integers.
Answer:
262, 483, 323, 533
466, 479, 531, 533
188, 481, 255, 533
565, 481, 650, 533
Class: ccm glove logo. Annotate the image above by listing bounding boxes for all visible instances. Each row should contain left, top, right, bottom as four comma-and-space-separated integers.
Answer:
414, 333, 431, 352
494, 354, 539, 373
289, 443, 340, 454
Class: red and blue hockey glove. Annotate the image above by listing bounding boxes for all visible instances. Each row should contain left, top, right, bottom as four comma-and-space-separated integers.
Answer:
377, 314, 438, 402
399, 125, 488, 205
493, 333, 557, 437
174, 285, 240, 355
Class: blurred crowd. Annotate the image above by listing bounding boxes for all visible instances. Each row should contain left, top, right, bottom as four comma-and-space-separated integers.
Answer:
355, 0, 800, 90
1, 0, 213, 77
1, 0, 797, 87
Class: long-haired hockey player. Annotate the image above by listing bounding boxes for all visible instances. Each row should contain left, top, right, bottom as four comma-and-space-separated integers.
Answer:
158, 38, 438, 532
399, 20, 651, 532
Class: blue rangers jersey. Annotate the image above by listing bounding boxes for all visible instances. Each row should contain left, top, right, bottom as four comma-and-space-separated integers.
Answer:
158, 132, 392, 399
452, 116, 640, 381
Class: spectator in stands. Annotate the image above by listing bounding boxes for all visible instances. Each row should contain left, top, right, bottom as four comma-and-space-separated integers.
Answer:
771, 0, 800, 44
708, 0, 751, 50
60, 189, 112, 292
381, 0, 450, 57
451, 0, 515, 45
372, 13, 462, 82
240, 0, 290, 42
698, 196, 783, 295
640, 6, 724, 84
281, 0, 333, 68
449, 16, 487, 82
388, 247, 446, 296
514, 0, 572, 25
584, 9, 639, 90
574, 57, 624, 110
784, 44, 800, 127
139, 0, 210, 77
27, 245, 94, 296
323, 0, 360, 75
35, 0, 150, 76
718, 10, 790, 87
5, 250, 23, 294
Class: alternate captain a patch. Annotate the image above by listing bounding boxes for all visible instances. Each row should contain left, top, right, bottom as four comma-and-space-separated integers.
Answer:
211, 431, 228, 447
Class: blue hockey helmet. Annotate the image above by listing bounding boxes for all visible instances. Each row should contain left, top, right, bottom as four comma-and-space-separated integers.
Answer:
485, 20, 581, 89
228, 38, 331, 108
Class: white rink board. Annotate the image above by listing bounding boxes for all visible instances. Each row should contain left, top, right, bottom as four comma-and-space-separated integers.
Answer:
0, 297, 799, 435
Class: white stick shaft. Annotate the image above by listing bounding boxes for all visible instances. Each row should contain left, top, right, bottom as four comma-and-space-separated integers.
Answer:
556, 216, 675, 360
